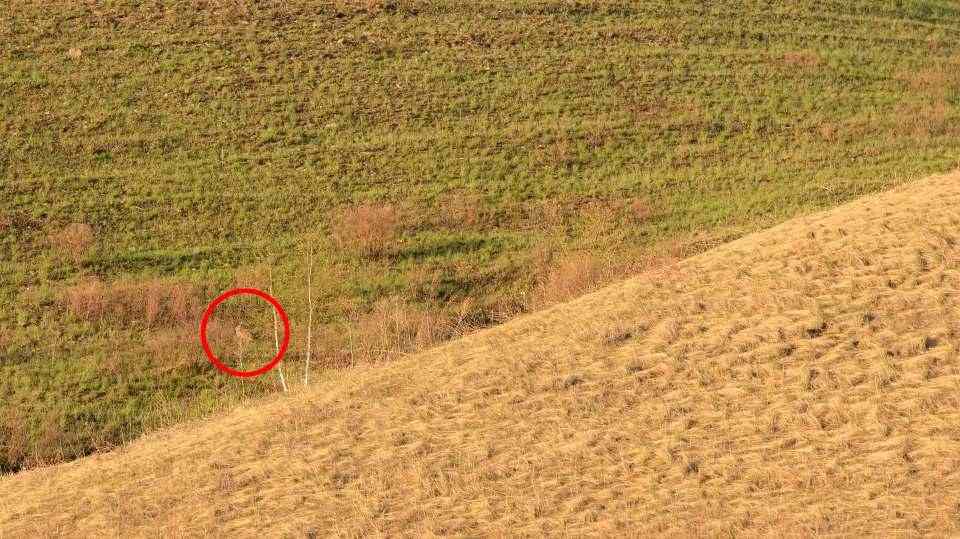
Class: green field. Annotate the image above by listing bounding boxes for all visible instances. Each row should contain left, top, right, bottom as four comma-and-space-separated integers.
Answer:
3, 0, 960, 472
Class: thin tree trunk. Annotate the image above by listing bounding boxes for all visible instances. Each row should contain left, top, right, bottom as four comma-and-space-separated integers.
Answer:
270, 267, 288, 393
304, 245, 314, 386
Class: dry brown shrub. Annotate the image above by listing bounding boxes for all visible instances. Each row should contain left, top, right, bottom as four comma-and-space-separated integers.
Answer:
106, 281, 145, 322
0, 411, 27, 472
100, 349, 125, 377
527, 196, 653, 233
48, 223, 94, 265
61, 277, 199, 327
88, 432, 117, 454
33, 413, 65, 468
199, 316, 235, 362
580, 200, 620, 237
894, 100, 953, 138
672, 144, 695, 167
626, 197, 653, 223
66, 47, 82, 60
167, 283, 195, 323
407, 265, 443, 299
448, 296, 482, 334
531, 252, 604, 307
584, 122, 613, 149
905, 67, 948, 91
781, 50, 821, 68
144, 281, 164, 327
145, 327, 198, 372
901, 65, 959, 94
63, 277, 107, 320
309, 325, 352, 369
346, 297, 449, 363
665, 235, 724, 260
316, 296, 487, 367
817, 123, 838, 142
333, 203, 399, 257
926, 37, 946, 52
489, 297, 525, 324
116, 279, 198, 327
532, 199, 567, 232
897, 61, 960, 101
529, 243, 679, 310
437, 193, 487, 229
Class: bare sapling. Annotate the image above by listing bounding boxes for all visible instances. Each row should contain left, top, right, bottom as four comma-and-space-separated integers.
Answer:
269, 266, 288, 393
304, 243, 315, 386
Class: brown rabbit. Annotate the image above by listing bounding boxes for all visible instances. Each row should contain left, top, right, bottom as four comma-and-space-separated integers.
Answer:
234, 324, 253, 368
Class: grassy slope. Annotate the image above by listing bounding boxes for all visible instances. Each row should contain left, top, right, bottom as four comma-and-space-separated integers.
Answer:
3, 0, 960, 471
3, 171, 960, 536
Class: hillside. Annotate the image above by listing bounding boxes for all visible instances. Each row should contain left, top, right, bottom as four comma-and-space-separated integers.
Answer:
3, 172, 960, 535
5, 0, 960, 475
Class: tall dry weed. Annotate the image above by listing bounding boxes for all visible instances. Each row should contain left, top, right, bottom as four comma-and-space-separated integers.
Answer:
333, 203, 400, 257
347, 297, 447, 362
145, 327, 198, 372
437, 193, 487, 229
626, 197, 653, 223
532, 199, 567, 232
0, 411, 27, 473
531, 252, 604, 307
63, 277, 108, 320
894, 101, 953, 138
61, 277, 199, 327
48, 223, 94, 266
781, 50, 821, 68
309, 296, 489, 368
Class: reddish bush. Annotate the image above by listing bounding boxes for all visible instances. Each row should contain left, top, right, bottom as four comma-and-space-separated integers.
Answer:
332, 203, 400, 257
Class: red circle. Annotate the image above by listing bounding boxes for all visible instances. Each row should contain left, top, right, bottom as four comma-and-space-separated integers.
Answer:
199, 287, 290, 378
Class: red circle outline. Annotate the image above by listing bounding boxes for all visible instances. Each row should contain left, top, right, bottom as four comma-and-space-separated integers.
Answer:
199, 287, 290, 378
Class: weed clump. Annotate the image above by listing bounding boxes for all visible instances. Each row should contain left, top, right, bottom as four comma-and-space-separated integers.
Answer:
61, 277, 199, 327
781, 50, 821, 68
48, 223, 94, 266
532, 252, 604, 307
332, 203, 399, 257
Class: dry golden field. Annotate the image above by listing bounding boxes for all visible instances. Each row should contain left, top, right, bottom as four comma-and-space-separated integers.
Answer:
3, 171, 960, 535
